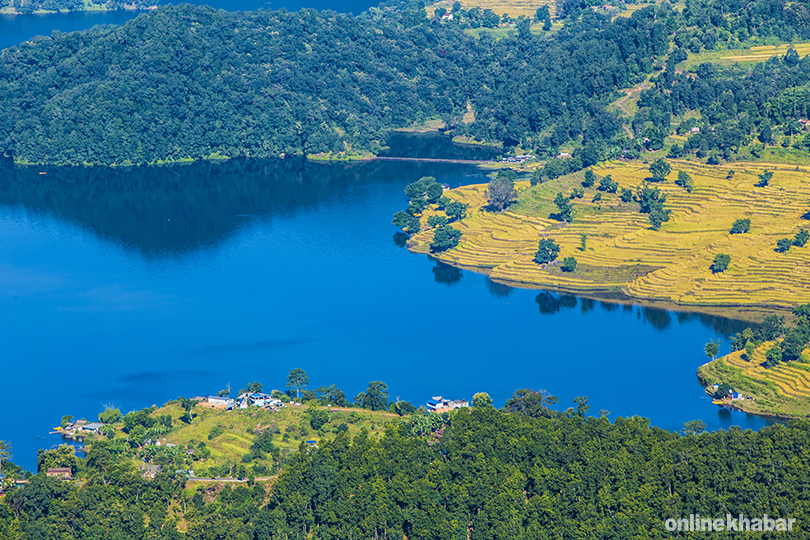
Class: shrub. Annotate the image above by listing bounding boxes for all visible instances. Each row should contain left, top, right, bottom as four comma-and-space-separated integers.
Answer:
776, 238, 792, 253
794, 228, 809, 247
430, 225, 462, 252
764, 345, 783, 367
534, 238, 560, 264
597, 175, 618, 193
730, 218, 750, 234
711, 253, 730, 273
561, 257, 577, 272
427, 215, 448, 228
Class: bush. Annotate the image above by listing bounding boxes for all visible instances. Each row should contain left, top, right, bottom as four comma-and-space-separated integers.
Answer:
711, 253, 730, 273
430, 225, 462, 252
427, 215, 448, 228
561, 257, 577, 272
730, 218, 750, 234
776, 238, 792, 253
620, 188, 633, 203
534, 238, 561, 264
582, 169, 596, 187
794, 228, 809, 247
764, 345, 783, 367
597, 175, 617, 193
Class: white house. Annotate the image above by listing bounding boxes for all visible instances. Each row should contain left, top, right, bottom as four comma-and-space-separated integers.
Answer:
207, 396, 236, 407
427, 396, 470, 413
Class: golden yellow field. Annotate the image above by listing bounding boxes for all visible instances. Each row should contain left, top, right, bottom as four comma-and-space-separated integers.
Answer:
410, 160, 810, 317
429, 0, 555, 18
698, 344, 810, 417
681, 41, 810, 69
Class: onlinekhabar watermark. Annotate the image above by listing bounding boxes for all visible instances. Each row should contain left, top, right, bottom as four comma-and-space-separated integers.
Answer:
664, 514, 796, 532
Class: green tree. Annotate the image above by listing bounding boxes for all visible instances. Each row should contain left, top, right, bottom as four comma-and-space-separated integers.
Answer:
745, 341, 756, 361
534, 238, 560, 264
306, 408, 331, 430
504, 388, 558, 418
597, 174, 618, 193
714, 382, 733, 398
675, 170, 693, 192
98, 407, 122, 424
472, 392, 493, 408
794, 228, 809, 247
445, 201, 467, 222
561, 256, 577, 272
247, 381, 263, 393
682, 419, 707, 435
730, 218, 750, 234
430, 225, 462, 252
359, 381, 389, 411
580, 233, 587, 252
37, 444, 79, 474
573, 396, 589, 417
649, 159, 671, 181
60, 415, 73, 428
764, 344, 783, 367
487, 176, 517, 211
704, 339, 720, 360
620, 188, 633, 203
286, 369, 309, 399
553, 192, 573, 221
776, 238, 792, 253
582, 169, 596, 187
711, 253, 730, 273
427, 215, 448, 228
756, 170, 773, 187
392, 211, 420, 234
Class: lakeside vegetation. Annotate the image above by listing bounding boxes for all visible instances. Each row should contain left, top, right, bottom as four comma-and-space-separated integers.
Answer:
0, 0, 155, 14
405, 160, 810, 318
699, 306, 810, 417
7, 390, 810, 538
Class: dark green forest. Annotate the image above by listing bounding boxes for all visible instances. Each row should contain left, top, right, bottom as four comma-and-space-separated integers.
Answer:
1, 0, 155, 14
4, 0, 810, 165
4, 404, 810, 539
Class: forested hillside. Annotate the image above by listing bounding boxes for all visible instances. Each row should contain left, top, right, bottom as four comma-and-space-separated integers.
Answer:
3, 406, 810, 539
3, 0, 805, 165
0, 0, 155, 15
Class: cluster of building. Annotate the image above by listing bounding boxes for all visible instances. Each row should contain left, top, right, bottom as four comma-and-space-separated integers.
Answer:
53, 419, 105, 439
427, 396, 470, 413
501, 154, 532, 164
203, 392, 286, 411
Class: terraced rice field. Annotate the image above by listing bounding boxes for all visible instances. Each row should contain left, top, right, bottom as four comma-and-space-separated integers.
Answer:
698, 344, 810, 417
409, 160, 810, 315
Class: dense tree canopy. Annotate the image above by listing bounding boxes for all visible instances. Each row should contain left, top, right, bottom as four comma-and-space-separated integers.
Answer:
7, 406, 810, 538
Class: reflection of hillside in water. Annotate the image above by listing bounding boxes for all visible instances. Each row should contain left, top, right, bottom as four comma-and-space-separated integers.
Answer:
535, 291, 752, 335
0, 157, 476, 257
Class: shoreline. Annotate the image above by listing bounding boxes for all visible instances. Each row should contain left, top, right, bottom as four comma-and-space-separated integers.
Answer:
0, 5, 156, 15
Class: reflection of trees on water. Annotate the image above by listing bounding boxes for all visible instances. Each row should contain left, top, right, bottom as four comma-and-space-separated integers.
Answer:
534, 289, 751, 335
535, 291, 578, 314
432, 260, 462, 286
486, 277, 513, 298
0, 157, 478, 257
641, 306, 672, 331
392, 232, 409, 249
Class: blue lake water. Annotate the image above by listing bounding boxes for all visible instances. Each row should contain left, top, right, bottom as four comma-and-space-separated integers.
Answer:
1, 0, 379, 50
0, 138, 777, 471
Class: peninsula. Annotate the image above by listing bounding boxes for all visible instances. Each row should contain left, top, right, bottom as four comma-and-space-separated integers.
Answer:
407, 160, 810, 319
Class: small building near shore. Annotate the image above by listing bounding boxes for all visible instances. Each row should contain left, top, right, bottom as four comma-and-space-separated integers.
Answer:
427, 396, 470, 413
46, 468, 73, 479
81, 423, 104, 433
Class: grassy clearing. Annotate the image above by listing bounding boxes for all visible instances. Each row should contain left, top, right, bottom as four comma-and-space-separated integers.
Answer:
153, 403, 400, 475
698, 344, 810, 417
678, 40, 810, 69
409, 160, 810, 316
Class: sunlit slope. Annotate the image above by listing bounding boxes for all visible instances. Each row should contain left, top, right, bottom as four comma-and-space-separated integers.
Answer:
698, 344, 810, 417
410, 161, 810, 311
